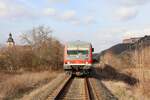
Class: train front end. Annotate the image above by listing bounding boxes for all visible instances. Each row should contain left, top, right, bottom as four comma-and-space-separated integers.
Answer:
64, 41, 94, 75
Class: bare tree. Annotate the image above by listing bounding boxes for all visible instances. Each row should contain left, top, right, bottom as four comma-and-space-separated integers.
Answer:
22, 26, 52, 47
21, 26, 64, 70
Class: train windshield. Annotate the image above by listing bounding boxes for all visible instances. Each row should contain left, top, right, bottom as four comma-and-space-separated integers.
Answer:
78, 50, 88, 55
67, 50, 88, 55
67, 50, 78, 55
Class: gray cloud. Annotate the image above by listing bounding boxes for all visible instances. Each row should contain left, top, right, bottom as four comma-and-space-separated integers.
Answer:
60, 10, 76, 21
48, 0, 68, 3
43, 8, 57, 16
115, 7, 138, 21
89, 27, 150, 52
118, 0, 149, 6
0, 0, 96, 25
111, 0, 149, 6
83, 16, 96, 25
0, 0, 36, 20
111, 0, 150, 21
43, 8, 96, 26
124, 28, 150, 38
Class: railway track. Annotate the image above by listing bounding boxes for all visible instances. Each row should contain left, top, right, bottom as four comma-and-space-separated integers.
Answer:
22, 73, 118, 100
47, 76, 117, 100
88, 78, 118, 100
54, 77, 90, 100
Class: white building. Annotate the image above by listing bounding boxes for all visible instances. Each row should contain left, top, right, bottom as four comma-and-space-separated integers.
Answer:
123, 37, 140, 44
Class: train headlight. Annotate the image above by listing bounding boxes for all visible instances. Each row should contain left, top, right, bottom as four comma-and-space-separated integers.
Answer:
67, 61, 70, 64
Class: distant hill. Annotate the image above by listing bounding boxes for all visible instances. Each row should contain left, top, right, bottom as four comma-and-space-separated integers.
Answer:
105, 43, 130, 54
99, 35, 150, 69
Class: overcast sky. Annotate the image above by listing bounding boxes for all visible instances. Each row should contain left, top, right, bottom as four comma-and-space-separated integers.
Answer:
0, 0, 150, 52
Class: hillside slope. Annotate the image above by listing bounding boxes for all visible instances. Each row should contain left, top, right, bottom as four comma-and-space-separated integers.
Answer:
99, 35, 150, 69
97, 36, 150, 99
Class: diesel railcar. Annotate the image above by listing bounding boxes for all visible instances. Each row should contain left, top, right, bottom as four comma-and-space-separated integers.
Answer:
64, 41, 94, 75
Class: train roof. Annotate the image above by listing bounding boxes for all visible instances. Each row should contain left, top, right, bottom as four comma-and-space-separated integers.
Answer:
66, 40, 91, 48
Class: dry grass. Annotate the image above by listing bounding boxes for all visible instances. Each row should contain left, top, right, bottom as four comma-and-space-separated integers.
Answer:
0, 73, 14, 83
102, 68, 150, 100
0, 71, 59, 99
129, 68, 150, 99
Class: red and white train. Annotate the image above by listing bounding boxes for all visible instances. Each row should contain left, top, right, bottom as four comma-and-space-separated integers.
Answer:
64, 41, 94, 75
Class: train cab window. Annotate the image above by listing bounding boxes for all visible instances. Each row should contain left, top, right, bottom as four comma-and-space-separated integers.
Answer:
67, 50, 88, 55
67, 50, 78, 55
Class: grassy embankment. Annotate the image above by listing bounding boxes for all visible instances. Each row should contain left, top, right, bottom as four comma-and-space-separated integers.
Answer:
0, 71, 60, 99
98, 36, 150, 99
0, 26, 64, 99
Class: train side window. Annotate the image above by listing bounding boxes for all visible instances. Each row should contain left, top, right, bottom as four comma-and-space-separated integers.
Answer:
92, 48, 94, 52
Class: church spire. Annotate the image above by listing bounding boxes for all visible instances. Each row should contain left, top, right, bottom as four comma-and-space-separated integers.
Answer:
7, 33, 15, 47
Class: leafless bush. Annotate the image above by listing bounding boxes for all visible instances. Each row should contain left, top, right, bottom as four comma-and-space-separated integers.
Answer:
21, 26, 64, 70
0, 26, 64, 71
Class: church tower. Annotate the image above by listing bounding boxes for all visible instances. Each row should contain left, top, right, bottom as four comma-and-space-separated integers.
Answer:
7, 33, 15, 47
